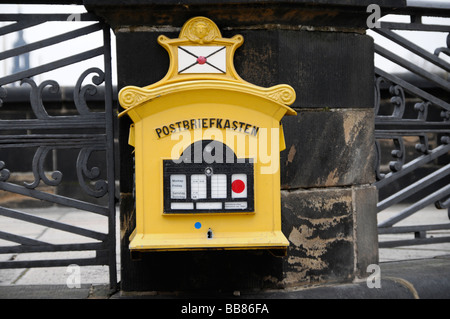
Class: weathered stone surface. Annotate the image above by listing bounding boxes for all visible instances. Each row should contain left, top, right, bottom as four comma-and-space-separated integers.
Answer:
280, 188, 355, 286
228, 30, 374, 110
281, 109, 376, 189
353, 185, 379, 278
85, 0, 405, 31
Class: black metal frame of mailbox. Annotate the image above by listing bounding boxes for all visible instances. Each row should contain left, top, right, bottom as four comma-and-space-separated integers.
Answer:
163, 140, 254, 214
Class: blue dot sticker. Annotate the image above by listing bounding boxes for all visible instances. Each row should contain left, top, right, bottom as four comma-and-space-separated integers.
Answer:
194, 222, 202, 229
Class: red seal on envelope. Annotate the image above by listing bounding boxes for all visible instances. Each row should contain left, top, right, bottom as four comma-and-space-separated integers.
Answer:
197, 56, 207, 64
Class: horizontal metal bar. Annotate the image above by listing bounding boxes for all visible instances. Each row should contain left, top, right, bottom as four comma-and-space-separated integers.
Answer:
0, 117, 106, 130
0, 23, 102, 62
375, 129, 450, 136
0, 134, 105, 140
0, 13, 100, 22
0, 182, 110, 216
375, 119, 450, 128
0, 242, 105, 254
378, 223, 450, 234
0, 134, 107, 147
0, 20, 43, 37
380, 21, 450, 32
0, 256, 108, 269
0, 230, 47, 246
407, 0, 450, 9
0, 142, 105, 148
0, 207, 107, 241
375, 44, 450, 92
375, 68, 450, 111
378, 183, 450, 227
375, 143, 450, 189
374, 28, 450, 73
378, 163, 450, 212
379, 236, 450, 248
0, 47, 104, 86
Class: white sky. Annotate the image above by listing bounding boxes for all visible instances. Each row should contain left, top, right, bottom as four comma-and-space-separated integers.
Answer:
0, 4, 449, 87
368, 14, 450, 75
0, 4, 117, 87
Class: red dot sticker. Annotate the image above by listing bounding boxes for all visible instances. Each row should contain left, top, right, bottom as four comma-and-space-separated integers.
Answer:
197, 56, 207, 65
231, 179, 245, 193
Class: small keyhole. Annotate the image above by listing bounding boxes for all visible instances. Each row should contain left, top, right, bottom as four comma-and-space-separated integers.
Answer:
207, 228, 213, 239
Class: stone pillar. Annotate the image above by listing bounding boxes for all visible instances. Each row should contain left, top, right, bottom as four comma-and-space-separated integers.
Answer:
84, 0, 400, 292
231, 27, 378, 286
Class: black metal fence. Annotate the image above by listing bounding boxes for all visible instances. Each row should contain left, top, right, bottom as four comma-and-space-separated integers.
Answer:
0, 11, 117, 288
373, 11, 450, 248
1, 3, 449, 288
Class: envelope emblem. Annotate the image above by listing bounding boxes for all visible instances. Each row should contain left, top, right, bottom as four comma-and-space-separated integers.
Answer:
178, 46, 226, 74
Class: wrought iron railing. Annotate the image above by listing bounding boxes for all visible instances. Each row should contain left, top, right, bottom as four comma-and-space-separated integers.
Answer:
0, 11, 117, 288
372, 11, 450, 248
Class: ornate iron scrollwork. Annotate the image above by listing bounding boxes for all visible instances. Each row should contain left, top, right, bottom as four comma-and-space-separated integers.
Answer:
414, 101, 429, 121
435, 197, 450, 210
1, 67, 109, 197
24, 146, 63, 189
389, 137, 405, 172
21, 78, 59, 119
415, 135, 430, 155
375, 140, 385, 180
0, 86, 6, 108
74, 67, 105, 116
441, 109, 450, 121
0, 161, 10, 182
388, 84, 406, 119
76, 147, 108, 198
375, 76, 406, 118
374, 76, 386, 116
434, 33, 450, 58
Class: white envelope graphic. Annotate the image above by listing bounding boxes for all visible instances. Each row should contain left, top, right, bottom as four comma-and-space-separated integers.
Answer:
178, 46, 226, 74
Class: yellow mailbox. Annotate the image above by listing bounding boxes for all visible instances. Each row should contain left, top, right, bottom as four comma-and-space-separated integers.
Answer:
118, 17, 296, 254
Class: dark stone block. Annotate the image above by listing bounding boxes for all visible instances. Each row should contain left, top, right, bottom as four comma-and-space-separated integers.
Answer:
116, 31, 177, 89
353, 185, 379, 277
280, 31, 374, 109
85, 0, 405, 31
121, 249, 287, 292
227, 30, 374, 109
281, 109, 375, 189
281, 188, 355, 286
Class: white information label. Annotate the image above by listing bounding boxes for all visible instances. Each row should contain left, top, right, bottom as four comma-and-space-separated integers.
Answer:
211, 174, 227, 198
171, 202, 194, 210
225, 202, 248, 210
170, 174, 186, 199
191, 174, 207, 199
197, 202, 222, 210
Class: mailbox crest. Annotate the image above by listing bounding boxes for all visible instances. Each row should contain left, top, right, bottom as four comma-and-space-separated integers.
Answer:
119, 17, 296, 254
119, 16, 296, 116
